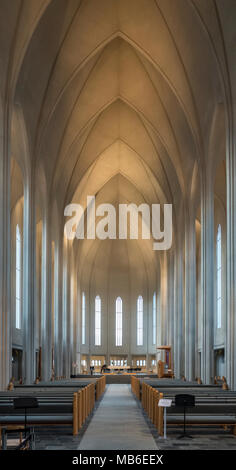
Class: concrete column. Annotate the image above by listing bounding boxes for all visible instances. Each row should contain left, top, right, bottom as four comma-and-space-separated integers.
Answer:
71, 269, 78, 372
160, 253, 168, 346
127, 353, 131, 367
41, 208, 52, 381
0, 111, 11, 390
67, 251, 72, 379
76, 351, 81, 374
173, 241, 183, 379
226, 119, 236, 389
145, 353, 149, 372
76, 281, 81, 374
168, 252, 175, 350
156, 269, 162, 352
201, 174, 214, 384
184, 211, 196, 381
88, 354, 91, 371
54, 235, 63, 378
62, 237, 71, 378
22, 172, 36, 384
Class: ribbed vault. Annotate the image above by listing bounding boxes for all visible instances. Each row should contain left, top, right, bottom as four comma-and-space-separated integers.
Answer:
0, 0, 231, 366
9, 0, 224, 217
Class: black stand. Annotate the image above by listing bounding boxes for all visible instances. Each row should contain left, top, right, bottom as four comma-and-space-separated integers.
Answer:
14, 397, 38, 438
175, 394, 195, 439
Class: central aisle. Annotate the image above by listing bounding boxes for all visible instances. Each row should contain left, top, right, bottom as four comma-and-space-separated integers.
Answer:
78, 384, 158, 450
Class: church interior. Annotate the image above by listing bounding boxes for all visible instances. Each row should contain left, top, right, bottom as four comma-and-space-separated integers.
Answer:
0, 0, 236, 451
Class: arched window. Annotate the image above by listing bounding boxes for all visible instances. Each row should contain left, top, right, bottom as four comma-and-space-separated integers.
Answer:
82, 292, 86, 344
16, 224, 21, 329
95, 295, 101, 346
137, 295, 143, 346
216, 224, 222, 329
116, 297, 122, 346
153, 293, 156, 345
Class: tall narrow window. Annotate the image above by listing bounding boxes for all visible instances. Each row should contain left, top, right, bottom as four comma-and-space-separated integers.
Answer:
216, 224, 222, 329
116, 297, 122, 346
153, 292, 156, 345
137, 295, 143, 346
95, 295, 101, 346
16, 224, 21, 329
82, 292, 86, 344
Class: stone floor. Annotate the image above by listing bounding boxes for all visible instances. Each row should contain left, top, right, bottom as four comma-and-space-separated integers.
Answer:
156, 434, 236, 450
78, 384, 157, 450
31, 384, 236, 450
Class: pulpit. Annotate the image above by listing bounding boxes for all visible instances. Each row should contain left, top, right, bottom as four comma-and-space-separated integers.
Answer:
157, 346, 173, 378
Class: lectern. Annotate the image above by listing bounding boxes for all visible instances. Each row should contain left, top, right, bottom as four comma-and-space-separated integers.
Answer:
156, 346, 173, 378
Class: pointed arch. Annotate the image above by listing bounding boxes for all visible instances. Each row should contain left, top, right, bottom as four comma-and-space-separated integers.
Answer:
115, 297, 122, 346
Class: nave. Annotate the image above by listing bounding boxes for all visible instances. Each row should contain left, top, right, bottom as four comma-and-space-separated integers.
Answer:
2, 375, 236, 450
1, 376, 234, 451
1, 0, 236, 394
32, 378, 236, 451
78, 384, 157, 450
0, 0, 236, 456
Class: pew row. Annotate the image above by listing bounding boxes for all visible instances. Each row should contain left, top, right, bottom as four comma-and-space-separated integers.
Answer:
0, 376, 106, 440
131, 376, 236, 437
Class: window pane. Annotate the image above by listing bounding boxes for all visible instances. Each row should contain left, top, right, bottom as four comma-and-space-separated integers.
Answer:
116, 297, 122, 346
16, 225, 21, 329
16, 299, 21, 329
16, 269, 21, 299
216, 225, 222, 329
153, 293, 156, 345
137, 296, 143, 346
95, 296, 101, 345
16, 240, 21, 269
82, 292, 86, 344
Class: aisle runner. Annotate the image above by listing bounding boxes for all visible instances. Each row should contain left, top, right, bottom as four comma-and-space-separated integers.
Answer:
78, 383, 158, 450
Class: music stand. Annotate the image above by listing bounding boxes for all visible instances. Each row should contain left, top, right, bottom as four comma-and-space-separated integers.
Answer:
175, 394, 195, 439
14, 397, 38, 437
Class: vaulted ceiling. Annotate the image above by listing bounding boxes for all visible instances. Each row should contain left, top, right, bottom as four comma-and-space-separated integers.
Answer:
1, 0, 232, 282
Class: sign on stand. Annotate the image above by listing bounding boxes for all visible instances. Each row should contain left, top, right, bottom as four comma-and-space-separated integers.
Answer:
158, 399, 172, 439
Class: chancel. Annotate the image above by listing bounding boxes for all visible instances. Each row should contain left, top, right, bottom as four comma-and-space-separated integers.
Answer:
0, 0, 236, 452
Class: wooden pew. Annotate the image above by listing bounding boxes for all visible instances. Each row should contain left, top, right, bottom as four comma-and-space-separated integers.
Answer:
0, 379, 103, 438
132, 377, 236, 437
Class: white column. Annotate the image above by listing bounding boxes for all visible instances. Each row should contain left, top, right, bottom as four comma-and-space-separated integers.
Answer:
226, 119, 236, 390
41, 208, 52, 381
0, 111, 11, 390
201, 174, 214, 384
174, 241, 183, 379
54, 235, 63, 378
168, 252, 175, 349
62, 237, 71, 378
22, 172, 36, 384
184, 211, 196, 381
71, 265, 77, 374
156, 264, 162, 361
160, 253, 168, 346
